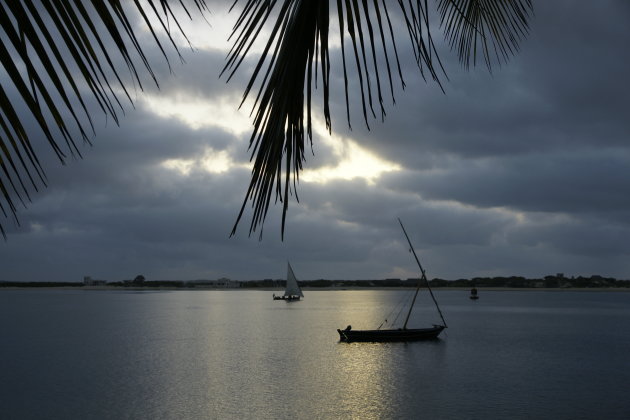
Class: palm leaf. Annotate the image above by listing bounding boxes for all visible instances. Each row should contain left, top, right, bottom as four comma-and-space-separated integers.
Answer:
0, 0, 208, 238
437, 0, 533, 70
1, 0, 533, 240
227, 0, 533, 239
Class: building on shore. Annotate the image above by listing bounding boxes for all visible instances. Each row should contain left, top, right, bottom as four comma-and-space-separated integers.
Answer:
83, 276, 107, 286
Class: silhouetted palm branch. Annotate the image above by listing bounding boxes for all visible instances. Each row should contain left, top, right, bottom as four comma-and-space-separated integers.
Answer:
226, 0, 533, 239
0, 0, 533, 241
0, 0, 208, 238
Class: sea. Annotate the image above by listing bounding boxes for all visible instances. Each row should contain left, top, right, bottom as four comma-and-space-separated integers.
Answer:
1, 288, 629, 420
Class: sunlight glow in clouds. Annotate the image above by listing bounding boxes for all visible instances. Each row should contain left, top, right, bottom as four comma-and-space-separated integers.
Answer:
142, 93, 251, 136
138, 7, 270, 55
146, 89, 401, 184
161, 148, 243, 176
302, 128, 402, 185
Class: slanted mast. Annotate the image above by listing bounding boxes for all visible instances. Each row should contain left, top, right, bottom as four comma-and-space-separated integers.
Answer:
398, 218, 447, 329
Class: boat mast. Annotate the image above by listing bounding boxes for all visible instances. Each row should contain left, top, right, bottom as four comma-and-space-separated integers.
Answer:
398, 218, 448, 329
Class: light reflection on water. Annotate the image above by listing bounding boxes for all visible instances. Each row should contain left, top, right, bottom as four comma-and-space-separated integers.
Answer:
1, 289, 629, 419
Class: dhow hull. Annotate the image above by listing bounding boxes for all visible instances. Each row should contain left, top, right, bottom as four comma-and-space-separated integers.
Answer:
337, 325, 445, 342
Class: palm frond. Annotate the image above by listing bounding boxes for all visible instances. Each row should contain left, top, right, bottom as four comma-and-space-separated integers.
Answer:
225, 0, 331, 240
437, 0, 533, 70
0, 0, 208, 238
228, 0, 532, 239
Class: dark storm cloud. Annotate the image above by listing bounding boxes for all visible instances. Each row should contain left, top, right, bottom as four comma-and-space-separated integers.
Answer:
304, 0, 630, 278
383, 149, 630, 216
327, 1, 630, 161
3, 105, 246, 236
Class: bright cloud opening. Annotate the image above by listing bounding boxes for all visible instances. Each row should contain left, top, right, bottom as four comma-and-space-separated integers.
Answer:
302, 122, 401, 185
162, 158, 195, 176
142, 93, 251, 136
136, 7, 270, 55
201, 149, 232, 173
161, 148, 244, 176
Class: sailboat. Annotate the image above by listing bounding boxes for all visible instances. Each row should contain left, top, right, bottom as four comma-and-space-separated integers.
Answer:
337, 219, 447, 342
273, 262, 304, 301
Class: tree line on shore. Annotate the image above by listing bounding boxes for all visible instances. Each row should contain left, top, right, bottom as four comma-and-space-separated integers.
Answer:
1, 274, 629, 289
244, 274, 630, 289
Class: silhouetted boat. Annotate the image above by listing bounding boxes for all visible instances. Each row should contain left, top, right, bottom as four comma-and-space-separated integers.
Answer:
273, 262, 304, 301
337, 219, 447, 343
338, 324, 445, 342
470, 287, 479, 300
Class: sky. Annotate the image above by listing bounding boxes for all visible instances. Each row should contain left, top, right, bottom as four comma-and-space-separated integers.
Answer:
2, 1, 630, 282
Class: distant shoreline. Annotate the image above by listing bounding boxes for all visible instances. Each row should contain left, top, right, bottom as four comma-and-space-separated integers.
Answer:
1, 286, 629, 292
4, 274, 628, 290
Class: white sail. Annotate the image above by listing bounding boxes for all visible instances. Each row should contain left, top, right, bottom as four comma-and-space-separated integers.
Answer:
284, 262, 304, 297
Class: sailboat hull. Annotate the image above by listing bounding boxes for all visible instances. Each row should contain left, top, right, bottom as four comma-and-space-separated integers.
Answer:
273, 295, 301, 301
337, 325, 445, 343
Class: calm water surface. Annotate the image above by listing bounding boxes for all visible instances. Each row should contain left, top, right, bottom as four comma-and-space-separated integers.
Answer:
1, 289, 629, 419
